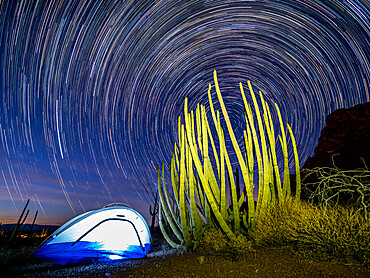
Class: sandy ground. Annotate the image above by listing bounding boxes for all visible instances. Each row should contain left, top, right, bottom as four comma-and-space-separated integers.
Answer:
5, 248, 181, 277
6, 247, 369, 278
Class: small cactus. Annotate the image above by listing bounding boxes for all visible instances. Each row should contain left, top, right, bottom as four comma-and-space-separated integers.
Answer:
149, 191, 159, 232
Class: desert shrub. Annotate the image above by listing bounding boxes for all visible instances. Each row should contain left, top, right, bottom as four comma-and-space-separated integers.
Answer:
0, 241, 43, 270
197, 228, 254, 261
302, 162, 369, 221
252, 197, 370, 264
226, 234, 255, 261
197, 228, 228, 256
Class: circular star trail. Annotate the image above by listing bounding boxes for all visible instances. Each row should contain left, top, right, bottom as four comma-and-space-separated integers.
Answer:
0, 0, 369, 224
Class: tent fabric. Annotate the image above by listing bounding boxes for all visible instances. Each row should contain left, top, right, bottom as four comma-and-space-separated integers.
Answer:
33, 206, 151, 265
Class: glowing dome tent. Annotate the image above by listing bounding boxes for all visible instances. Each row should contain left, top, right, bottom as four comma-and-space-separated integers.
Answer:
33, 205, 151, 265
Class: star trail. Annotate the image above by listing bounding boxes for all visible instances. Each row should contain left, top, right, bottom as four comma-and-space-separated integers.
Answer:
0, 0, 369, 225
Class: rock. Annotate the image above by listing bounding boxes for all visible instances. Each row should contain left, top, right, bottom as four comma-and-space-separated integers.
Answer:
298, 101, 370, 203
303, 101, 370, 170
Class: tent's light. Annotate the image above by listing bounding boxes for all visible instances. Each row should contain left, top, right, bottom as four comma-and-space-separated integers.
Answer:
108, 254, 123, 260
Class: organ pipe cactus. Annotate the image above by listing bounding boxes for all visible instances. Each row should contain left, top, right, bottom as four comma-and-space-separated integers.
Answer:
158, 71, 300, 250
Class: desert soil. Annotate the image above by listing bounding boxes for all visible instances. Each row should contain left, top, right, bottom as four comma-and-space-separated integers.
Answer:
6, 246, 369, 278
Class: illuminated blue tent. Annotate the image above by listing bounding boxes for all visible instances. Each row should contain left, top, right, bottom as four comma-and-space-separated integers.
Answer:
33, 205, 151, 265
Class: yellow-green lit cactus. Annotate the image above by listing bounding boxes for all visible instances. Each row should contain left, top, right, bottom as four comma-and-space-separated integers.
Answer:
158, 71, 301, 250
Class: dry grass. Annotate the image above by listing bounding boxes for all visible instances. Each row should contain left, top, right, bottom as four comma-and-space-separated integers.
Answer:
178, 197, 369, 265
0, 231, 53, 273
197, 228, 255, 261
252, 197, 370, 264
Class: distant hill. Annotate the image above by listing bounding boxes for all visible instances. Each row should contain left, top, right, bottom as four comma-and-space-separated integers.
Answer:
0, 224, 59, 232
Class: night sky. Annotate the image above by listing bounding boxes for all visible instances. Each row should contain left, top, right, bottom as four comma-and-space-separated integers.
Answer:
0, 0, 369, 226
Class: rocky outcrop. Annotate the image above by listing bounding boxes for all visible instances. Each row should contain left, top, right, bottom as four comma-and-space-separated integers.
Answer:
303, 101, 370, 171
298, 101, 370, 204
